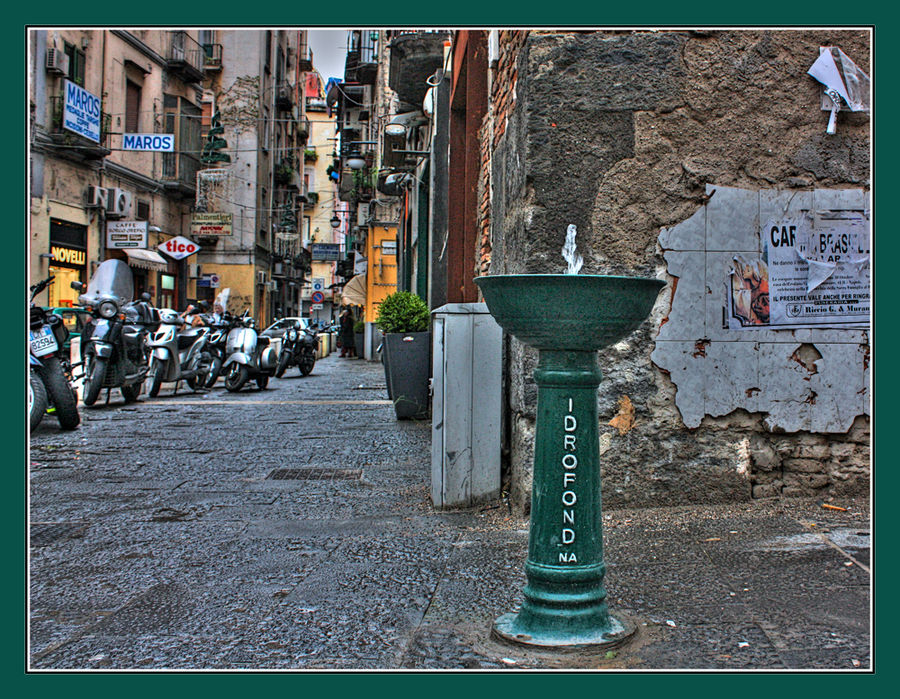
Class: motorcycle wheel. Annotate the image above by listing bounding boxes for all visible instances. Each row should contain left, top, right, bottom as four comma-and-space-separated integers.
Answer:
121, 382, 141, 403
275, 350, 289, 378
37, 355, 80, 429
205, 356, 223, 388
299, 350, 316, 377
29, 370, 48, 431
147, 359, 163, 397
224, 364, 249, 392
256, 374, 269, 390
82, 354, 106, 407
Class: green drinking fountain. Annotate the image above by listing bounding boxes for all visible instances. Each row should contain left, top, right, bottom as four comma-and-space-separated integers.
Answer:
474, 243, 664, 649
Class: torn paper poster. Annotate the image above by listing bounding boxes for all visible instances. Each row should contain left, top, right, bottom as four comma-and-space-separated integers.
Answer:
808, 47, 870, 134
727, 213, 869, 330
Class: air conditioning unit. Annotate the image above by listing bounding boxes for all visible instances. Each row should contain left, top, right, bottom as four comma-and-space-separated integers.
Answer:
188, 264, 201, 278
265, 280, 278, 291
273, 262, 284, 276
357, 204, 369, 226
46, 47, 69, 75
86, 185, 108, 209
106, 188, 132, 219
257, 271, 267, 284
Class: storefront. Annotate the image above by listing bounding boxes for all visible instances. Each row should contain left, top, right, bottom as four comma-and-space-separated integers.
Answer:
122, 248, 169, 301
48, 219, 88, 308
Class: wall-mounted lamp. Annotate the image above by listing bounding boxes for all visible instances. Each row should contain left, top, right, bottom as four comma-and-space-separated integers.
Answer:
346, 156, 367, 170
330, 214, 341, 229
39, 252, 55, 260
148, 225, 162, 233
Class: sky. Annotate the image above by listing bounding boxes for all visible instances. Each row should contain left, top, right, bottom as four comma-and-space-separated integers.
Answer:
308, 30, 349, 85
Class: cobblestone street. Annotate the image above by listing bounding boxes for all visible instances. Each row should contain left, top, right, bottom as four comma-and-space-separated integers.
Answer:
29, 354, 870, 671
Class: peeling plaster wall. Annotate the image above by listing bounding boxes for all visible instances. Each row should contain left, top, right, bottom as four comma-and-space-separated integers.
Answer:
489, 30, 870, 513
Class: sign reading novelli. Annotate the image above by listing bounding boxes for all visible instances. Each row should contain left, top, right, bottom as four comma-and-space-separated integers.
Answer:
190, 213, 233, 237
122, 133, 175, 152
158, 236, 200, 260
50, 245, 86, 267
62, 79, 101, 143
106, 220, 148, 249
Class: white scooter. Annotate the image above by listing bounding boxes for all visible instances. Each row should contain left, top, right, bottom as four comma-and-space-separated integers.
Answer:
146, 304, 212, 397
222, 310, 277, 392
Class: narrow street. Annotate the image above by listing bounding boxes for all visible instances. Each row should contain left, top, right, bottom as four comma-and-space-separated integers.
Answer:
29, 354, 870, 670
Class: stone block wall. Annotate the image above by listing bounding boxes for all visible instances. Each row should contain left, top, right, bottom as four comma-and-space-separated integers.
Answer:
483, 30, 871, 513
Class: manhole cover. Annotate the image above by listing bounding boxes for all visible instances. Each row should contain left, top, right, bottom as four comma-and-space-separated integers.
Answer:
30, 522, 89, 547
266, 468, 362, 481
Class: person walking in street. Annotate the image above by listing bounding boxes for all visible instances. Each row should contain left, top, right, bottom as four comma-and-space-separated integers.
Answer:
339, 308, 356, 358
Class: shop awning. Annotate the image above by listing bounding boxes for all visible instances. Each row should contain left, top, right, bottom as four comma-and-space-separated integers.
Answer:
124, 248, 169, 272
341, 274, 367, 306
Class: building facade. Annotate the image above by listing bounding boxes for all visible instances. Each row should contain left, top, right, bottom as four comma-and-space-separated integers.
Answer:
29, 29, 314, 327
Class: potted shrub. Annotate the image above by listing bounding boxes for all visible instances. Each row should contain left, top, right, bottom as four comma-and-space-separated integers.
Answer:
375, 291, 431, 420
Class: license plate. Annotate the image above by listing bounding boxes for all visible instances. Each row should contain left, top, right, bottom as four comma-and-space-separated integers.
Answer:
29, 326, 58, 357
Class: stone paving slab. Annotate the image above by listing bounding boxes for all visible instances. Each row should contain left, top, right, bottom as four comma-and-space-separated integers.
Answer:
28, 354, 871, 671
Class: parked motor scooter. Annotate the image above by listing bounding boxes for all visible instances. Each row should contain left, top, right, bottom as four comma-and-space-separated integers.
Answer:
73, 259, 158, 406
274, 320, 318, 377
222, 311, 277, 392
145, 303, 212, 397
29, 275, 80, 430
201, 312, 232, 388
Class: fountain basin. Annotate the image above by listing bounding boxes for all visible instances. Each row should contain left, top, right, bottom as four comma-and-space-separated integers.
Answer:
474, 274, 665, 351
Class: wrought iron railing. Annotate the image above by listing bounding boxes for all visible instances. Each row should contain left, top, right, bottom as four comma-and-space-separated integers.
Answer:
166, 31, 205, 76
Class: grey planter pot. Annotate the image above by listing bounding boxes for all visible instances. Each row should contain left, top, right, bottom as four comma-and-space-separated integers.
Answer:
382, 331, 431, 420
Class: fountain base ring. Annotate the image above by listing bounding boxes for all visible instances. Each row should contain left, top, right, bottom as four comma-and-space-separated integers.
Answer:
491, 611, 637, 651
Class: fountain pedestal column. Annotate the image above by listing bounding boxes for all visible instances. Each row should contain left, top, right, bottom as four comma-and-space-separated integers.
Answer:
493, 349, 631, 647
474, 274, 664, 650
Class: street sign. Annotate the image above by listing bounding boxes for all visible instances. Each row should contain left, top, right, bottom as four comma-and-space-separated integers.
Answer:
311, 277, 325, 292
122, 133, 175, 151
311, 291, 325, 304
158, 236, 200, 260
209, 273, 220, 288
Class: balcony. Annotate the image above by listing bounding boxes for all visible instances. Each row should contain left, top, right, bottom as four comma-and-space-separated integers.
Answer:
298, 116, 310, 142
161, 152, 199, 199
202, 43, 223, 71
47, 93, 111, 160
275, 83, 294, 112
344, 30, 378, 85
388, 31, 450, 110
166, 31, 205, 84
296, 35, 313, 72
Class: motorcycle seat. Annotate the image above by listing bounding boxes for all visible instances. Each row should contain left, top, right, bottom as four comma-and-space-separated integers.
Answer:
258, 336, 270, 347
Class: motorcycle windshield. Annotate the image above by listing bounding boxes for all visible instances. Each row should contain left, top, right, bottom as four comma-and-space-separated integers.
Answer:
80, 259, 134, 306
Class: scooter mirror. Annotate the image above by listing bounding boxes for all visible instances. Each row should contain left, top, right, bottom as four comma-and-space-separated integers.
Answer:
70, 281, 84, 291
141, 292, 151, 302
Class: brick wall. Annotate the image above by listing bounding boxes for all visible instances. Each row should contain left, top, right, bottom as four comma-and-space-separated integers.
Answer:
477, 31, 529, 277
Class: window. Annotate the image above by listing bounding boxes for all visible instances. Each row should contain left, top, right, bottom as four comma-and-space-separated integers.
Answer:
125, 80, 141, 133
264, 31, 272, 74
64, 42, 85, 86
136, 200, 150, 220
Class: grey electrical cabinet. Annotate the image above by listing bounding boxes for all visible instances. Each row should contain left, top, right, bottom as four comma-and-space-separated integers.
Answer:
430, 303, 503, 508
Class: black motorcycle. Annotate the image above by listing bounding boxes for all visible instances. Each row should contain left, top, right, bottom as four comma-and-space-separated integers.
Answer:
201, 311, 233, 388
29, 276, 80, 430
274, 320, 318, 377
73, 259, 158, 406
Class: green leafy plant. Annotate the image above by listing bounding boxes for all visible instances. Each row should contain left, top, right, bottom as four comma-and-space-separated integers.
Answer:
353, 319, 365, 333
375, 291, 430, 334
304, 149, 318, 162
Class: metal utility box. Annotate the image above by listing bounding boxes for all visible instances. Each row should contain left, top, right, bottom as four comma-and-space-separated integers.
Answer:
431, 303, 502, 508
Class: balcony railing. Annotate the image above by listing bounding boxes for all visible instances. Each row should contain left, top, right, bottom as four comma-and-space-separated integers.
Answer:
275, 82, 294, 111
162, 151, 199, 196
202, 43, 223, 71
166, 31, 205, 83
47, 93, 111, 159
